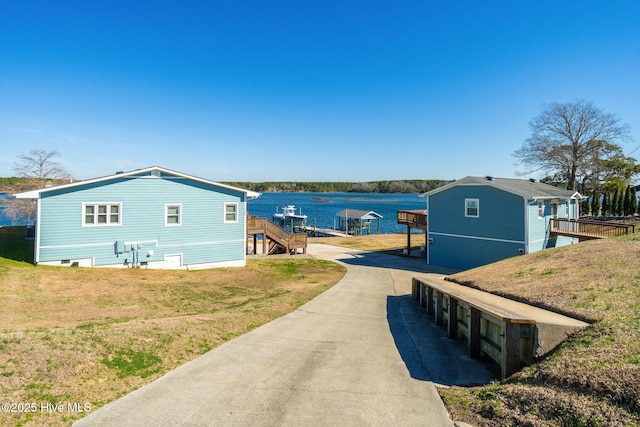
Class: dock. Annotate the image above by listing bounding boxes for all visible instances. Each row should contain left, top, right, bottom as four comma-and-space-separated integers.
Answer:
304, 226, 350, 237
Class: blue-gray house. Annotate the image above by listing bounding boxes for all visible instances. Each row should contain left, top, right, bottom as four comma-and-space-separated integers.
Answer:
15, 166, 260, 269
423, 176, 581, 271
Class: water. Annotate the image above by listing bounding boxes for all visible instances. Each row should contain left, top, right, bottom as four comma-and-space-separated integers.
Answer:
0, 192, 21, 226
248, 192, 427, 234
0, 191, 429, 232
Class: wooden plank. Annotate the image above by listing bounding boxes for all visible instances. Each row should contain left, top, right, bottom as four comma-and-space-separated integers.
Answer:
468, 307, 481, 358
448, 297, 458, 339
434, 291, 444, 326
502, 322, 521, 378
416, 279, 534, 324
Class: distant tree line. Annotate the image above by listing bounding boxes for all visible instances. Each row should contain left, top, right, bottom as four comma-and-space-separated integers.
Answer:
580, 185, 639, 217
221, 180, 452, 194
0, 176, 451, 195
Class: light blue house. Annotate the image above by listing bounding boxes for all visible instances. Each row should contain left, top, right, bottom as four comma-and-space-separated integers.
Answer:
15, 166, 260, 269
423, 176, 581, 271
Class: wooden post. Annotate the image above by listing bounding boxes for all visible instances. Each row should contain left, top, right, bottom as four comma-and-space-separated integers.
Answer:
434, 291, 444, 326
468, 307, 481, 358
406, 225, 411, 255
412, 278, 419, 300
448, 297, 458, 339
502, 322, 521, 378
426, 286, 434, 316
420, 282, 428, 308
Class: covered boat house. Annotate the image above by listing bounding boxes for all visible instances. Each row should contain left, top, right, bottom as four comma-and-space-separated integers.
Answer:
336, 209, 383, 235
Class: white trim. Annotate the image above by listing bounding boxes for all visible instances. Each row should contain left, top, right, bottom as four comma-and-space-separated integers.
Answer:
14, 166, 261, 199
426, 195, 430, 265
421, 176, 581, 200
40, 240, 158, 250
524, 198, 529, 254
158, 239, 244, 248
465, 198, 479, 218
165, 204, 182, 226
429, 231, 525, 245
38, 258, 94, 267
186, 259, 245, 270
224, 202, 239, 223
34, 200, 41, 264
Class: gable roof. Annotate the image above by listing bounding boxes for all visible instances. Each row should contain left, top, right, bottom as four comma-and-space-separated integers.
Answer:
336, 209, 383, 220
14, 166, 261, 199
422, 176, 581, 200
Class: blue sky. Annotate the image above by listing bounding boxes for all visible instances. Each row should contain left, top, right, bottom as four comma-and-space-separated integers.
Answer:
1, 1, 639, 182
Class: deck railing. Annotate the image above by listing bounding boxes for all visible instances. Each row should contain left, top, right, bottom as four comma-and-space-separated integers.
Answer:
247, 216, 307, 253
397, 210, 427, 229
550, 218, 635, 240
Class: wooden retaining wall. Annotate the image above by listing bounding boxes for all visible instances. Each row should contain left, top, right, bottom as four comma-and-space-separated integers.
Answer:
412, 278, 535, 378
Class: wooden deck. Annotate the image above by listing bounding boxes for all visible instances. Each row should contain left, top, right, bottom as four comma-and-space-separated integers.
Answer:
247, 216, 307, 255
397, 209, 427, 231
397, 210, 427, 256
549, 218, 636, 241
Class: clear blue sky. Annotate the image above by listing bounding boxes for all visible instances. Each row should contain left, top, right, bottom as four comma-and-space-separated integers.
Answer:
1, 1, 639, 182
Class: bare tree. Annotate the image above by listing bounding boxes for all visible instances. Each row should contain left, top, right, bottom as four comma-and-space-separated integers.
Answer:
513, 100, 631, 191
12, 149, 72, 188
3, 199, 37, 225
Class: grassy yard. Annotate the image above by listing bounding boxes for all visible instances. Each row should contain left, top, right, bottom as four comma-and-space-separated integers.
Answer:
0, 227, 346, 426
5, 226, 636, 426
439, 234, 640, 426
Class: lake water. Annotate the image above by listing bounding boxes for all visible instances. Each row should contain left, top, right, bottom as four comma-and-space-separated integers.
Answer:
248, 192, 427, 234
0, 193, 22, 226
0, 191, 428, 233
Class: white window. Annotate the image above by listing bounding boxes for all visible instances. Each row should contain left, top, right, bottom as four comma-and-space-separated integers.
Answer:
165, 204, 181, 226
83, 203, 121, 226
224, 203, 238, 223
465, 199, 479, 218
537, 201, 544, 219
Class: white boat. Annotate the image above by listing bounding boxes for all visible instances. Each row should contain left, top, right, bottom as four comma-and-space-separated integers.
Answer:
273, 205, 307, 227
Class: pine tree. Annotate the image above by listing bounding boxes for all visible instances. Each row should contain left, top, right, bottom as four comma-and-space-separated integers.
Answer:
612, 189, 620, 217
601, 192, 610, 217
581, 197, 590, 216
592, 191, 601, 217
624, 186, 632, 216
617, 188, 625, 216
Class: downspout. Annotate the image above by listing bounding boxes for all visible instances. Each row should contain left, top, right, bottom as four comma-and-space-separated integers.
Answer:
242, 195, 248, 264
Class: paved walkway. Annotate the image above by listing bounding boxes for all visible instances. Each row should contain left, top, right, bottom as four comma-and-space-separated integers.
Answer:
74, 244, 496, 427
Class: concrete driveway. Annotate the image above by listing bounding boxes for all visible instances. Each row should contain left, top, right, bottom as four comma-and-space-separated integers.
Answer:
74, 244, 495, 426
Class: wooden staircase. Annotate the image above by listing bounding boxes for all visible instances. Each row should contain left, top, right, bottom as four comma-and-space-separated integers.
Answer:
247, 216, 307, 255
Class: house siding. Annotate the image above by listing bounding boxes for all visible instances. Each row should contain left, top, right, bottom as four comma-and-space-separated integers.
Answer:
527, 199, 578, 253
37, 174, 247, 268
428, 235, 524, 271
428, 185, 526, 270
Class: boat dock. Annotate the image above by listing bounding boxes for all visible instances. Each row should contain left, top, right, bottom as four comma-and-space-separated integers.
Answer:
304, 226, 350, 237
